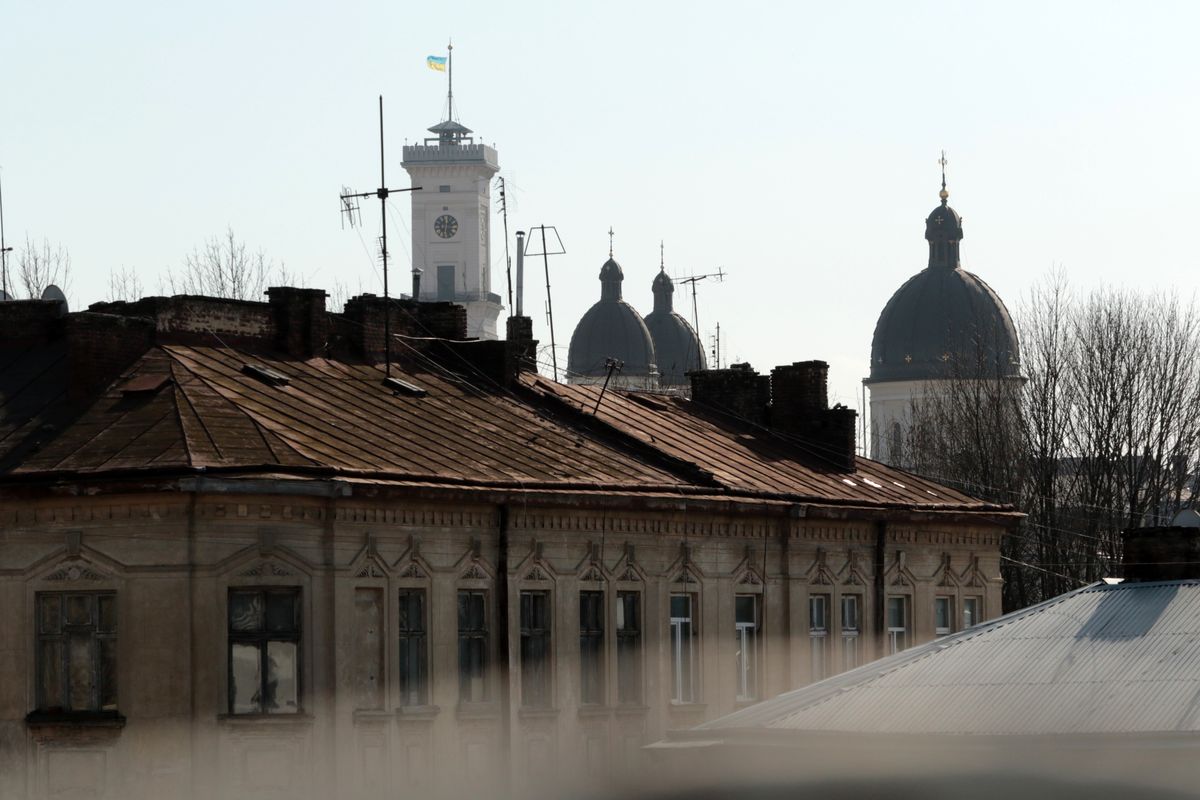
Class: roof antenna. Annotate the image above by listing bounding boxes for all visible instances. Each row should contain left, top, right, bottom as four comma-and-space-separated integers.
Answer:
497, 176, 513, 310
339, 96, 423, 379
524, 225, 566, 381
678, 267, 728, 341
938, 150, 950, 205
593, 357, 624, 414
0, 170, 12, 300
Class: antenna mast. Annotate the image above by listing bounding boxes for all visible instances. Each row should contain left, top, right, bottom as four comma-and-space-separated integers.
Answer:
339, 96, 422, 379
497, 177, 512, 309
524, 225, 566, 381
0, 171, 11, 299
678, 267, 727, 341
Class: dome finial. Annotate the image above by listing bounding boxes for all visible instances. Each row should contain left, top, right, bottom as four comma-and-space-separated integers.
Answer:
938, 150, 950, 205
608, 226, 614, 258
660, 240, 665, 272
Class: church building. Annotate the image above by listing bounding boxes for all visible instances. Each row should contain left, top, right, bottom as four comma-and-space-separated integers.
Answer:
865, 170, 1022, 465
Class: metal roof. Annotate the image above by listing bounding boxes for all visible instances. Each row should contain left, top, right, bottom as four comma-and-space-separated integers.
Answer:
0, 341, 1011, 513
697, 580, 1200, 736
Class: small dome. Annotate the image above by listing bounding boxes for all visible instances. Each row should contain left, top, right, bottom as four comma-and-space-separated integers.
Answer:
870, 266, 1020, 382
870, 189, 1019, 383
645, 270, 706, 386
568, 256, 657, 380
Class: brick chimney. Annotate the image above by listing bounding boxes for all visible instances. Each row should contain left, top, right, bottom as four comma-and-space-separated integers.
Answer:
341, 294, 468, 364
505, 315, 537, 375
1122, 525, 1200, 582
66, 313, 155, 403
689, 363, 771, 425
0, 299, 64, 347
770, 361, 857, 472
267, 287, 329, 358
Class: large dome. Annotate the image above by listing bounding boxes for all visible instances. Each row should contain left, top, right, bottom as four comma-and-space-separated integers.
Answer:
567, 257, 657, 380
644, 269, 706, 386
868, 195, 1020, 383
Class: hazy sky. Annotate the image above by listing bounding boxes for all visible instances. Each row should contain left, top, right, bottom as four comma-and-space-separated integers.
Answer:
3, 1, 1198, 411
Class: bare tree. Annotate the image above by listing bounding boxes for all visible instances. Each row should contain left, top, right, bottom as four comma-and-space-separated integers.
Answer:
106, 266, 144, 302
166, 227, 291, 301
16, 236, 71, 299
901, 275, 1200, 610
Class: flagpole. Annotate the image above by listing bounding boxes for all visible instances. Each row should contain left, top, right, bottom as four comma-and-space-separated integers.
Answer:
447, 40, 453, 121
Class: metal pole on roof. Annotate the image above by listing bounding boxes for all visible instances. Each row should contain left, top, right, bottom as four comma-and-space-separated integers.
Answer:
0, 171, 11, 300
540, 225, 556, 380
338, 97, 422, 382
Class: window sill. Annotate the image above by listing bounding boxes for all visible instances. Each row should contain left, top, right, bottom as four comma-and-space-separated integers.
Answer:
25, 711, 126, 744
396, 704, 441, 721
517, 706, 560, 720
613, 703, 651, 717
455, 702, 500, 721
352, 709, 392, 725
577, 704, 612, 719
217, 712, 315, 728
667, 702, 708, 716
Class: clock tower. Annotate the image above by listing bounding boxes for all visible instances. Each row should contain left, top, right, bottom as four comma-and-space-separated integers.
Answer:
401, 64, 502, 340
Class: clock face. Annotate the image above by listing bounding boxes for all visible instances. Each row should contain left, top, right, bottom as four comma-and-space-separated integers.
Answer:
434, 214, 458, 239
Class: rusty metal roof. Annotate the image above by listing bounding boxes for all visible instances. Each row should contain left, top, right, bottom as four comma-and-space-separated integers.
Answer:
0, 343, 1010, 512
694, 580, 1200, 736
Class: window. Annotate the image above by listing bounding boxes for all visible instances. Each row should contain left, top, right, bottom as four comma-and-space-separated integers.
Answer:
457, 590, 488, 703
438, 184, 451, 192
353, 588, 384, 709
36, 592, 117, 713
887, 596, 909, 654
399, 589, 428, 706
520, 591, 551, 707
734, 595, 759, 701
963, 597, 981, 629
935, 596, 952, 636
615, 591, 642, 704
809, 594, 830, 681
228, 589, 300, 714
669, 594, 696, 703
579, 591, 605, 705
437, 264, 456, 301
840, 595, 861, 671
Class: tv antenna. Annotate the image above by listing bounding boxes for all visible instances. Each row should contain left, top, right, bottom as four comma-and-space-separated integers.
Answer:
0, 171, 12, 300
678, 268, 727, 341
710, 322, 722, 370
524, 226, 566, 381
496, 176, 512, 310
339, 96, 422, 379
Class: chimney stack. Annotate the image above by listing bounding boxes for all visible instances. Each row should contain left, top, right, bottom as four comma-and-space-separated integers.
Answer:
689, 363, 771, 425
1123, 524, 1200, 582
267, 287, 329, 358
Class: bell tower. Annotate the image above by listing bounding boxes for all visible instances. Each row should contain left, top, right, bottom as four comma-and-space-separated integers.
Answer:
402, 44, 503, 339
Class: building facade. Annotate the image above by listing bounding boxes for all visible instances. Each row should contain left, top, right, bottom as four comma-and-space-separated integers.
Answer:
0, 291, 1016, 799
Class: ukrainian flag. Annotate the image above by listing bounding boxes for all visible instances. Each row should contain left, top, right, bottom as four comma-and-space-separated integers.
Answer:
427, 55, 447, 72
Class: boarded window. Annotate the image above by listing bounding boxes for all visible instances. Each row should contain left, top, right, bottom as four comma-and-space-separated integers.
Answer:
36, 592, 117, 713
353, 588, 384, 709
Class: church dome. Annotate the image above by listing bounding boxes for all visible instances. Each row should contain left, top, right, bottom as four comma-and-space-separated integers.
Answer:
567, 257, 657, 380
869, 189, 1020, 383
644, 269, 707, 386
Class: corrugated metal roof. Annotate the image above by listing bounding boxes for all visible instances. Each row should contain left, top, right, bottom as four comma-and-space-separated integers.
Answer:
1, 342, 1012, 512
700, 580, 1200, 735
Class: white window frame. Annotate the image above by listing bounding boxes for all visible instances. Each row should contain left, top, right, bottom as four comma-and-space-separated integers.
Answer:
934, 595, 953, 636
809, 594, 830, 681
840, 594, 861, 672
887, 595, 909, 655
669, 593, 697, 704
962, 596, 981, 629
734, 594, 759, 702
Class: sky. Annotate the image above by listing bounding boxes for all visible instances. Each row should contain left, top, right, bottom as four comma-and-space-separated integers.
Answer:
3, 0, 1199, 414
